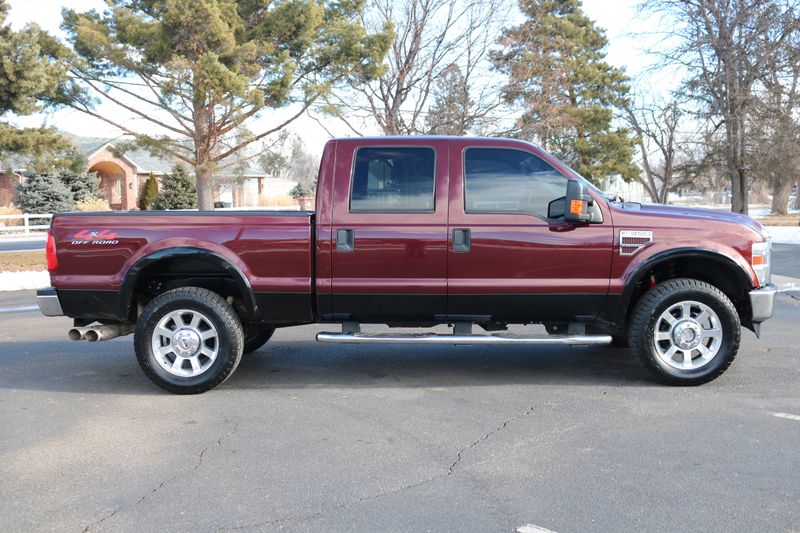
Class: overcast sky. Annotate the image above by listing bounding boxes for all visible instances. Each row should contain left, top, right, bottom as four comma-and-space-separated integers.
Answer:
6, 0, 673, 156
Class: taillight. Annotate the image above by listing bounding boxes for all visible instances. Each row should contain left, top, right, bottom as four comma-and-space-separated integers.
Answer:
46, 232, 58, 271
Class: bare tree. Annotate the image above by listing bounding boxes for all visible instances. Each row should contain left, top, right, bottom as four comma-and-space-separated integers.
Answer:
328, 0, 508, 136
750, 42, 800, 214
623, 96, 685, 203
643, 0, 800, 214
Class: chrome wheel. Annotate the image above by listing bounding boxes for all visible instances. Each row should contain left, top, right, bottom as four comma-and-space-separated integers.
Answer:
653, 300, 723, 370
151, 309, 219, 377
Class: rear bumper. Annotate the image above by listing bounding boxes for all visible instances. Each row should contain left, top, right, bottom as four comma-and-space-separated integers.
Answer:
36, 287, 63, 317
749, 283, 777, 323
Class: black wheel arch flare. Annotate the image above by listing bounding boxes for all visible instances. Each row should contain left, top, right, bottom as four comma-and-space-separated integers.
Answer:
119, 247, 258, 322
601, 247, 756, 331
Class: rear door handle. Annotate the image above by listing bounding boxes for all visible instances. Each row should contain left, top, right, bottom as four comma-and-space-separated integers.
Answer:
453, 228, 471, 252
336, 228, 355, 252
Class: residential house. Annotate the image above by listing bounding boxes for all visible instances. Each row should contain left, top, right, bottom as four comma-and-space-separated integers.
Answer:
2, 133, 297, 210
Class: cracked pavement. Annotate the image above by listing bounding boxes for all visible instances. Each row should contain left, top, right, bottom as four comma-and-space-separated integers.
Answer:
1, 247, 799, 532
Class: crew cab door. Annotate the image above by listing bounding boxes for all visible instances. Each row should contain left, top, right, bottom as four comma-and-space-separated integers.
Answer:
328, 139, 449, 321
446, 140, 614, 323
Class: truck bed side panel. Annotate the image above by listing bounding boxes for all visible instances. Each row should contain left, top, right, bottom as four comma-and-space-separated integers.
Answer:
49, 211, 313, 323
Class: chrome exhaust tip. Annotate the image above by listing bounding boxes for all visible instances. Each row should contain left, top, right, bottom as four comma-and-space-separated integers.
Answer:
68, 327, 91, 341
85, 324, 134, 342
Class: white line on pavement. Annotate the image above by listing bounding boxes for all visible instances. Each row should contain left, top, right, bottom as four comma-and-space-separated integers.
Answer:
0, 305, 38, 314
0, 235, 47, 243
772, 412, 800, 422
517, 525, 558, 533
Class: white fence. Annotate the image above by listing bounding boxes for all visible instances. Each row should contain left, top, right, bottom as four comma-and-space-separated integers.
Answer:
0, 214, 53, 236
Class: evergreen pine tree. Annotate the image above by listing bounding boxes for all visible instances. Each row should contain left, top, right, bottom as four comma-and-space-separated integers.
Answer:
58, 169, 100, 203
62, 0, 390, 209
492, 0, 637, 183
138, 173, 159, 210
15, 173, 76, 214
1, 1, 72, 165
152, 165, 198, 210
425, 65, 474, 135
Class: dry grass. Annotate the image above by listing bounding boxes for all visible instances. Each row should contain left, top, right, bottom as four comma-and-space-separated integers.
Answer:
755, 213, 800, 226
0, 204, 23, 226
76, 197, 111, 211
0, 251, 46, 272
258, 194, 296, 208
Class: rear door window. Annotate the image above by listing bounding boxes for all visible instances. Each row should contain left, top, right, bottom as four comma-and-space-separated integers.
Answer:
350, 147, 436, 212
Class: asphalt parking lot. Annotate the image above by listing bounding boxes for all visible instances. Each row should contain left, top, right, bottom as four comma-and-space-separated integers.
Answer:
1, 250, 799, 532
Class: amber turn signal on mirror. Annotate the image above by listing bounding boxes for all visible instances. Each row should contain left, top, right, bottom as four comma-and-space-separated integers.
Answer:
569, 199, 584, 215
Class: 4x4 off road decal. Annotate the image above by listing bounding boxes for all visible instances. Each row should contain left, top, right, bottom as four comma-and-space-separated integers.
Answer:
71, 229, 119, 245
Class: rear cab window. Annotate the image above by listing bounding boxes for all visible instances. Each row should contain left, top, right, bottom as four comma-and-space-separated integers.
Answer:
350, 147, 436, 212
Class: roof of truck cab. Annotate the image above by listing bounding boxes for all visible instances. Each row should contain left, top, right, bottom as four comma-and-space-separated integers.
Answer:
332, 135, 533, 143
330, 136, 546, 153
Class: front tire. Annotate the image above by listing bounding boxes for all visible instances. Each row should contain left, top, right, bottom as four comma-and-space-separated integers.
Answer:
629, 278, 740, 386
135, 287, 244, 394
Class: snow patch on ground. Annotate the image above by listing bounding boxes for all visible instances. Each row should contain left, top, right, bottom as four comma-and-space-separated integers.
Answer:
751, 207, 800, 217
764, 226, 800, 245
0, 271, 49, 291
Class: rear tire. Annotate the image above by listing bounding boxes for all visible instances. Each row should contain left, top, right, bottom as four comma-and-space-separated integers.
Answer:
243, 326, 275, 354
629, 278, 740, 386
134, 287, 244, 394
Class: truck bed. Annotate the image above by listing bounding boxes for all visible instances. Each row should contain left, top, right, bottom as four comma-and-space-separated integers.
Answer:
49, 210, 315, 324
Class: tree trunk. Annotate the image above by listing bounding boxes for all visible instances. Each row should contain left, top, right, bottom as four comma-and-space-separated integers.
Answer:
793, 180, 799, 210
771, 177, 792, 215
727, 116, 749, 215
196, 166, 214, 210
659, 184, 669, 204
645, 183, 659, 203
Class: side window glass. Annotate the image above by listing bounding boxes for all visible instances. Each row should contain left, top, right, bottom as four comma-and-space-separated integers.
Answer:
350, 147, 435, 212
464, 148, 567, 219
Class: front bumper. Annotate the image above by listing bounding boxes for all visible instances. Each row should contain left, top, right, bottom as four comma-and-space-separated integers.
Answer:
36, 287, 63, 317
749, 283, 777, 323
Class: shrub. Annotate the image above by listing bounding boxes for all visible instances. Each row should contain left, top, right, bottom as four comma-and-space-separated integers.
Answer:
15, 174, 75, 214
59, 170, 101, 203
76, 197, 111, 211
152, 164, 197, 210
289, 182, 314, 199
138, 173, 159, 210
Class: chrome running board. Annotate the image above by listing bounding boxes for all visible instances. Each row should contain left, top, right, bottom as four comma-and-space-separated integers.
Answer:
316, 332, 612, 346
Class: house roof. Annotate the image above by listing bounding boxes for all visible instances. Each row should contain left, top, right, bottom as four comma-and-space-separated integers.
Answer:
1, 130, 270, 178
66, 132, 266, 177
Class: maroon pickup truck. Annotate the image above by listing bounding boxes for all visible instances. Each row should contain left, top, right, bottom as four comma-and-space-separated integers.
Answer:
37, 136, 776, 393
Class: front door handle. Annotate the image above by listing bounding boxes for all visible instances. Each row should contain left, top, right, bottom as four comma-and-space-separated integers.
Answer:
336, 228, 355, 252
453, 228, 471, 252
